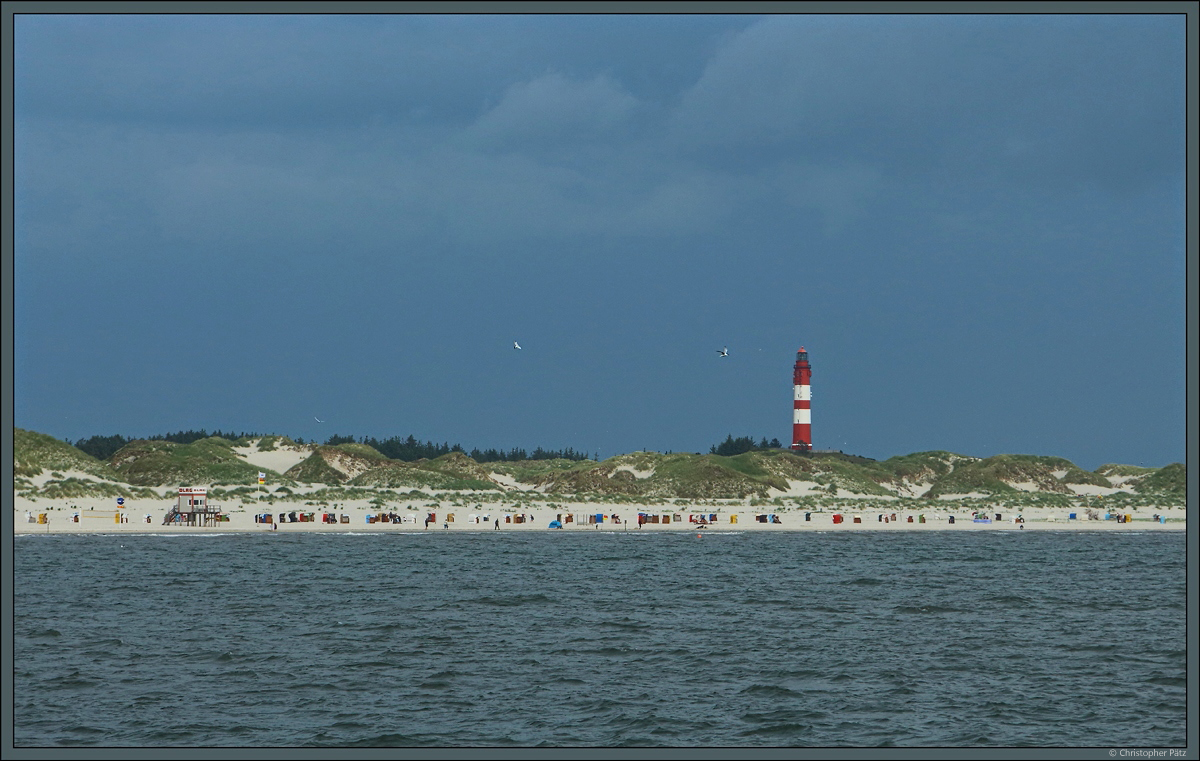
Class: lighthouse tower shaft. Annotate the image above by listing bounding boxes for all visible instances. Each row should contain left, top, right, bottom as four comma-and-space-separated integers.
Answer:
791, 347, 812, 452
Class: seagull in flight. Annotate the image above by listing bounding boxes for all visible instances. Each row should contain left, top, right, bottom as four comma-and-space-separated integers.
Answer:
717, 346, 728, 358
513, 341, 522, 350
314, 417, 324, 423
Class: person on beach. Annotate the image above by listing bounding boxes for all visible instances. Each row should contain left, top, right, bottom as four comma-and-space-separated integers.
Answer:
494, 518, 500, 530
424, 517, 429, 529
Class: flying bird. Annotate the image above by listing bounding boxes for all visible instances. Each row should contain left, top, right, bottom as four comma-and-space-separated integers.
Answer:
717, 347, 728, 357
314, 417, 324, 423
513, 341, 522, 350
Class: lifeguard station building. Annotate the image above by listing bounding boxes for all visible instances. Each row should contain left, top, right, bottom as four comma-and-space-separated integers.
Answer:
163, 487, 223, 526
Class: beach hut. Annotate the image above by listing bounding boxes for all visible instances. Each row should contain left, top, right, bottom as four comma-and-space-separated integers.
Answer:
948, 515, 955, 524
852, 515, 862, 523
730, 514, 738, 524
832, 514, 843, 524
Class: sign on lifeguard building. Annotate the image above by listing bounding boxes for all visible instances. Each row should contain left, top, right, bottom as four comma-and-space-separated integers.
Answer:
178, 487, 207, 510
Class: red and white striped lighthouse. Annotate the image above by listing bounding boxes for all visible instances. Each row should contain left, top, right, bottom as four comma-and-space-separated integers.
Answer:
791, 346, 812, 452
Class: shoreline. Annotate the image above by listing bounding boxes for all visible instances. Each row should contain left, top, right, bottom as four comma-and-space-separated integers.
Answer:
14, 501, 1186, 535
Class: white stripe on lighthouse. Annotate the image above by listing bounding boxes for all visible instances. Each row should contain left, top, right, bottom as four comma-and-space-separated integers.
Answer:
794, 385, 811, 401
793, 408, 811, 424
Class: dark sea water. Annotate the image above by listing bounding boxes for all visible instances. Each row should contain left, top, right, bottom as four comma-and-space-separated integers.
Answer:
13, 530, 1186, 748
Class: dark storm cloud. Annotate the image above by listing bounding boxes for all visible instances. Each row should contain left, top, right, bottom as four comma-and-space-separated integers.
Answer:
16, 15, 1183, 250
673, 16, 1182, 188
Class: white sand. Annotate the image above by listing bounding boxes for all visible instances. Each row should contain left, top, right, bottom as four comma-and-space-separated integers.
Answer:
611, 466, 655, 479
13, 493, 1185, 535
767, 479, 826, 498
233, 439, 313, 474
1007, 481, 1042, 492
1066, 483, 1126, 496
890, 480, 935, 498
489, 472, 541, 491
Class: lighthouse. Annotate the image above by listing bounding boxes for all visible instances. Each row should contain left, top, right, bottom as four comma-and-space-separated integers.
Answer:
791, 347, 812, 452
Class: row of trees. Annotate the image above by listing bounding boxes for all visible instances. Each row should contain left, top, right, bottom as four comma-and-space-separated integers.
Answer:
337, 434, 593, 463
74, 429, 264, 461
71, 429, 594, 464
709, 435, 783, 457
75, 429, 787, 463
468, 446, 594, 463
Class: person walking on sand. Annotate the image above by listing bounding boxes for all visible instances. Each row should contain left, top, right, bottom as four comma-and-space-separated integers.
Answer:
424, 517, 429, 530
494, 518, 500, 530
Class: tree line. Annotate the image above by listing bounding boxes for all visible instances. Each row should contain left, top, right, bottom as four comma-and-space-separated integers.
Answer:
341, 434, 592, 463
74, 429, 265, 461
709, 434, 783, 457
74, 428, 782, 463
71, 429, 594, 464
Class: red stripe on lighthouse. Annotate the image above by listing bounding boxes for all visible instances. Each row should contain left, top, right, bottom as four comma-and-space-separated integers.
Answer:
790, 347, 812, 452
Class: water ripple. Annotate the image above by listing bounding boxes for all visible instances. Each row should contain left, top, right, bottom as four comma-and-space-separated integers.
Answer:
14, 531, 1185, 747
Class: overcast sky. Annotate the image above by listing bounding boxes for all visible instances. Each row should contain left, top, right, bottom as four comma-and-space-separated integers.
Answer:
12, 13, 1187, 469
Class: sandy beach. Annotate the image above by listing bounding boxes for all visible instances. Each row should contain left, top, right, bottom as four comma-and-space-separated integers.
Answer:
13, 494, 1186, 535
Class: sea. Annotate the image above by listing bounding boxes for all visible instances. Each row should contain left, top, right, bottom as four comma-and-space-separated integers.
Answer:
12, 529, 1187, 748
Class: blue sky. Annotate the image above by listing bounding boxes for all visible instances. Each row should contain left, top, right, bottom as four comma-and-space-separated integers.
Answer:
13, 13, 1187, 469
